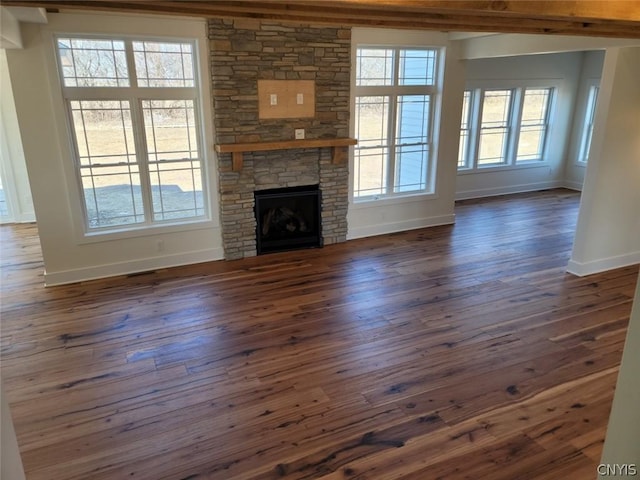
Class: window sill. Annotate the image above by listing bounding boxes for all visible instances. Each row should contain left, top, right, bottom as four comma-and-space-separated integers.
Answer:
351, 190, 437, 207
76, 217, 218, 245
457, 161, 550, 175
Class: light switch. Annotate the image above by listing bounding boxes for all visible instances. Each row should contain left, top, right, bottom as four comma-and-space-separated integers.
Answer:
296, 93, 304, 105
270, 94, 278, 106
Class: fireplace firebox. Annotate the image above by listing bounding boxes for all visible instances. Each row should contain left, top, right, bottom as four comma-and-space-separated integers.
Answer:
254, 185, 322, 254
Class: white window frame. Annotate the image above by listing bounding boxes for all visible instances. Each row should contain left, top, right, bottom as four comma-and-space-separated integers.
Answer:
458, 90, 473, 169
55, 34, 209, 234
476, 88, 515, 167
578, 83, 599, 164
458, 83, 556, 173
352, 45, 442, 201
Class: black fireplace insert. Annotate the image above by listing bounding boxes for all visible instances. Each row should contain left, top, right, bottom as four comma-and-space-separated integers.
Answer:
254, 185, 322, 254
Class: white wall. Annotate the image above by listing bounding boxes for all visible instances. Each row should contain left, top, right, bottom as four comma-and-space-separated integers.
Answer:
347, 28, 464, 239
455, 52, 582, 200
598, 277, 640, 478
0, 7, 22, 49
1, 382, 26, 480
460, 33, 640, 60
0, 49, 35, 223
563, 50, 605, 190
568, 47, 640, 276
5, 13, 223, 285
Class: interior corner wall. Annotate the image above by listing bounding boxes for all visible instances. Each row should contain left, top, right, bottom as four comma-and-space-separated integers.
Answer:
563, 50, 605, 190
5, 13, 223, 286
455, 52, 582, 200
568, 47, 640, 276
347, 28, 461, 240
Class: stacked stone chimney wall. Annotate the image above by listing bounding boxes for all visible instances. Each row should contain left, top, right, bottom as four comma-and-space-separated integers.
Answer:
209, 18, 351, 259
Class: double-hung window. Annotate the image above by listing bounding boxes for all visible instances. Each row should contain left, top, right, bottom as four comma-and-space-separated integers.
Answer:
477, 89, 513, 166
578, 85, 599, 164
353, 47, 440, 199
55, 36, 207, 231
458, 86, 553, 170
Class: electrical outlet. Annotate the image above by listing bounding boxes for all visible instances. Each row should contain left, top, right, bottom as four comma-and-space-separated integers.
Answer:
270, 94, 278, 106
295, 129, 305, 140
296, 93, 304, 105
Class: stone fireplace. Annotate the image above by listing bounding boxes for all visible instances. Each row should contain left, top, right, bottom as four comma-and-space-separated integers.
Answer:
208, 18, 351, 259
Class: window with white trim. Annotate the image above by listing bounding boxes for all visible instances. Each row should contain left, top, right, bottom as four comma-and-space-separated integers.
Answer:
353, 47, 439, 199
578, 85, 599, 164
55, 37, 207, 231
458, 86, 554, 171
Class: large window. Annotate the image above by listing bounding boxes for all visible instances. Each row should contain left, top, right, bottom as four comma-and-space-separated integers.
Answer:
56, 37, 206, 231
353, 47, 439, 199
458, 86, 553, 170
578, 85, 599, 164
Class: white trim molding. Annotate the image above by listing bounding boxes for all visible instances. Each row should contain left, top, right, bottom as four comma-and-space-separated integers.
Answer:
567, 251, 640, 277
562, 180, 583, 192
455, 180, 563, 201
44, 246, 223, 286
347, 214, 454, 240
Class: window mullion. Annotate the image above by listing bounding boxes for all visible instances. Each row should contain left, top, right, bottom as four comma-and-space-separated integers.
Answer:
539, 89, 552, 159
124, 40, 153, 225
465, 89, 477, 169
125, 40, 138, 89
388, 93, 398, 195
471, 89, 484, 169
129, 99, 153, 226
507, 88, 523, 166
388, 49, 401, 194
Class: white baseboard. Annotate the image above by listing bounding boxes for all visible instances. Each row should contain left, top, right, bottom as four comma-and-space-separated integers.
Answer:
0, 214, 36, 224
347, 214, 455, 240
567, 251, 640, 277
562, 180, 583, 191
44, 247, 224, 286
455, 180, 564, 201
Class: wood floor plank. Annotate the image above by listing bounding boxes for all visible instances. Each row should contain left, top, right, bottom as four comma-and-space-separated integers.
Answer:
1, 189, 637, 479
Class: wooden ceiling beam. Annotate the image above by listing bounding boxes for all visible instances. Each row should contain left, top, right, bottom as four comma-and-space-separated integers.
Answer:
275, 1, 640, 23
2, 0, 639, 38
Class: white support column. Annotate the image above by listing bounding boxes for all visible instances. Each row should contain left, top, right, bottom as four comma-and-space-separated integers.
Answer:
568, 47, 640, 276
1, 382, 26, 480
598, 278, 640, 478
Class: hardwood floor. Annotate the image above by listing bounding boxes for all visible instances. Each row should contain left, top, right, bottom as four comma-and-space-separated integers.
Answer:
1, 189, 637, 480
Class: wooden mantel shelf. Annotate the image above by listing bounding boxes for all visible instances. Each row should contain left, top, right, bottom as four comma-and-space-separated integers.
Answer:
215, 138, 357, 171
